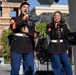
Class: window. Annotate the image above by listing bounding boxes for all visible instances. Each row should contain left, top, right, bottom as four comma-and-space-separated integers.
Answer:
10, 11, 16, 17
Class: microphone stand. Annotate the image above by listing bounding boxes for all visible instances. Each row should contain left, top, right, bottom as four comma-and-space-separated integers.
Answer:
69, 37, 72, 63
46, 48, 50, 75
46, 36, 50, 75
68, 36, 76, 63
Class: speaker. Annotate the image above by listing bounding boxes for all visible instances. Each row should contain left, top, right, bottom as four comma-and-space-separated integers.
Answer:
37, 0, 54, 5
54, 0, 59, 3
35, 70, 54, 75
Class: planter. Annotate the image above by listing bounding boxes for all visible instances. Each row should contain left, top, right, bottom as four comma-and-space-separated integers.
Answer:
0, 57, 4, 65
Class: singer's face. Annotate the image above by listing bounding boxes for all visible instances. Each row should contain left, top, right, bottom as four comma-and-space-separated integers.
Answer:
20, 5, 29, 15
54, 12, 61, 23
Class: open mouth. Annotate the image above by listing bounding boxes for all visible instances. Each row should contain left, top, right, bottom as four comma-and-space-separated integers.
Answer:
24, 10, 27, 12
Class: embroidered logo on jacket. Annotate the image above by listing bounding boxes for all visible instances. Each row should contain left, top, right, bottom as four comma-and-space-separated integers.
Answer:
27, 21, 33, 26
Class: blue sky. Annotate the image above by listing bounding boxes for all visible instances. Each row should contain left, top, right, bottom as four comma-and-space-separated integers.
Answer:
10, 0, 68, 17
28, 0, 68, 10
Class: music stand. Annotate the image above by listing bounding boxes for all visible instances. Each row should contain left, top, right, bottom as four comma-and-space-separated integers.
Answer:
68, 32, 76, 63
68, 32, 76, 45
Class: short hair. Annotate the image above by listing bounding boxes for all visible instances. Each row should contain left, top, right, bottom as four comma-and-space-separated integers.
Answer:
20, 1, 30, 8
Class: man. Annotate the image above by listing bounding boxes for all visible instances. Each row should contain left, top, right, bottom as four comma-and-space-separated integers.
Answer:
10, 1, 37, 75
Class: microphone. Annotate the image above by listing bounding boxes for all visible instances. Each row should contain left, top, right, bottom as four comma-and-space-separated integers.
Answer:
54, 18, 60, 28
28, 14, 32, 17
25, 13, 32, 18
54, 22, 58, 28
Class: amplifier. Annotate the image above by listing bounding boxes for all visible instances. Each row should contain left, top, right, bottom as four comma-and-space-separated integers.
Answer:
35, 70, 54, 75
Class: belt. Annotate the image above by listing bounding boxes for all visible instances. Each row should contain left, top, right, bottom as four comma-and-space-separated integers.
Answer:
50, 39, 63, 43
14, 33, 29, 37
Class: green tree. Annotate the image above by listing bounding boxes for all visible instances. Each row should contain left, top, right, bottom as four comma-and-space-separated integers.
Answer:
36, 22, 47, 37
0, 29, 13, 58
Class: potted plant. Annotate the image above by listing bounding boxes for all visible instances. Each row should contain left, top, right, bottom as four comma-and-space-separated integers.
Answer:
0, 29, 13, 64
36, 22, 47, 37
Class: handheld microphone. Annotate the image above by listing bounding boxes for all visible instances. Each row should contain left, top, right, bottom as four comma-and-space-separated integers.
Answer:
54, 22, 58, 28
28, 14, 32, 17
25, 13, 32, 18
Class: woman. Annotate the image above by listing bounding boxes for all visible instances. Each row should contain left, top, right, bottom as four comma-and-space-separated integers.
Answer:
47, 11, 72, 75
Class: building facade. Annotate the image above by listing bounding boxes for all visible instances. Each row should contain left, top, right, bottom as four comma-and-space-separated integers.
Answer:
30, 5, 69, 15
0, 0, 22, 50
0, 0, 21, 38
30, 5, 69, 25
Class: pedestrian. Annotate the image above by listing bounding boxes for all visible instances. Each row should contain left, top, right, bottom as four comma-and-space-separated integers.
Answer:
10, 1, 37, 75
46, 11, 72, 75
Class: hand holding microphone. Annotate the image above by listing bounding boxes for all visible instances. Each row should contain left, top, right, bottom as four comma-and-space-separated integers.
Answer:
54, 18, 59, 28
54, 22, 58, 28
23, 14, 29, 20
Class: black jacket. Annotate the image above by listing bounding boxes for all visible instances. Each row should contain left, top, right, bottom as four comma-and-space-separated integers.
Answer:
10, 15, 36, 53
47, 23, 69, 54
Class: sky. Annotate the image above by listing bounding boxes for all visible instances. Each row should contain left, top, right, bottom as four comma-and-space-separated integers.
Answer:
28, 0, 68, 10
10, 0, 68, 17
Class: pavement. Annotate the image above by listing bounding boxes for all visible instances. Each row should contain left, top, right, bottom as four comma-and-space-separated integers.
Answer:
0, 64, 11, 75
0, 63, 75, 75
